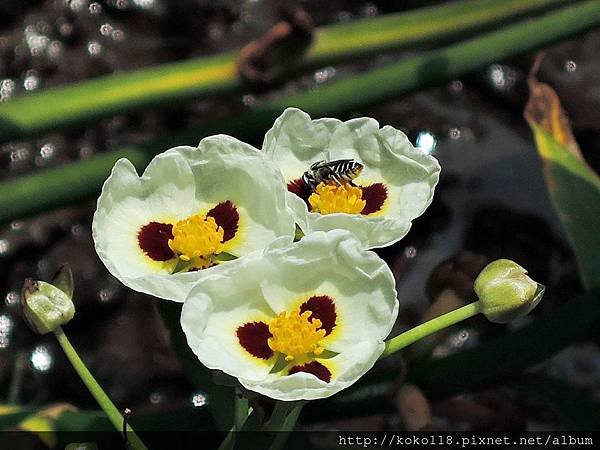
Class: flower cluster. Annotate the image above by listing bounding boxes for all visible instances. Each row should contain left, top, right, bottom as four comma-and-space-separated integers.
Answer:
92, 108, 440, 400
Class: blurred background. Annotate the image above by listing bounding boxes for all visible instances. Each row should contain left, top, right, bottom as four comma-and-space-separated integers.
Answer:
1, 0, 600, 444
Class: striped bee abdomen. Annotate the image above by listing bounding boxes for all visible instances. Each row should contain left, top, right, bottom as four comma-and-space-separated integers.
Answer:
303, 159, 363, 190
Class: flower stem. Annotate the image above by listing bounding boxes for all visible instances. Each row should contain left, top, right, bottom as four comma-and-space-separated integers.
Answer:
268, 404, 303, 450
53, 326, 148, 450
8, 350, 27, 404
381, 301, 483, 358
217, 394, 252, 450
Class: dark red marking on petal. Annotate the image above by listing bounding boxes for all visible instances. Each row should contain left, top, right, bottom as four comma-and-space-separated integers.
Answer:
137, 222, 174, 261
287, 178, 311, 207
236, 321, 273, 359
288, 361, 331, 383
207, 201, 239, 242
299, 295, 336, 336
361, 183, 388, 215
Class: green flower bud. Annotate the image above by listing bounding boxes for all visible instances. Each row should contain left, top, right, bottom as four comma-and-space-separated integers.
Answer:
474, 259, 544, 323
21, 266, 75, 334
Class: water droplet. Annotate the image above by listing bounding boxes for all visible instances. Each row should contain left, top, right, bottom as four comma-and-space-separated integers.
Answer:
87, 40, 102, 57
111, 29, 125, 41
132, 0, 156, 9
191, 391, 208, 407
337, 11, 352, 22
24, 75, 40, 91
115, 0, 129, 10
0, 239, 9, 256
71, 224, 85, 237
10, 221, 24, 231
149, 392, 163, 404
403, 246, 417, 259
0, 314, 13, 349
208, 25, 223, 40
48, 41, 63, 60
487, 64, 516, 91
40, 143, 56, 159
31, 345, 53, 372
5, 291, 19, 306
448, 127, 461, 140
98, 288, 116, 303
415, 130, 437, 155
100, 24, 113, 36
10, 147, 30, 162
242, 94, 255, 106
362, 3, 378, 16
69, 0, 88, 12
89, 2, 102, 14
564, 60, 577, 73
449, 80, 463, 93
0, 79, 16, 101
314, 66, 336, 84
79, 145, 94, 159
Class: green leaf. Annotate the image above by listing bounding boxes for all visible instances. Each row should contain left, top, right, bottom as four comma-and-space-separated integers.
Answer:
0, 0, 573, 144
525, 77, 600, 289
3, 2, 600, 225
158, 301, 234, 430
0, 405, 35, 429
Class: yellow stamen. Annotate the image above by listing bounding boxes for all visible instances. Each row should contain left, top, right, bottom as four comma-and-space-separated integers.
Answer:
268, 308, 326, 362
308, 182, 366, 215
168, 214, 224, 261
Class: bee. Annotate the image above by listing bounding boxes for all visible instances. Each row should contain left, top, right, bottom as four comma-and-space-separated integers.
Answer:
301, 159, 364, 191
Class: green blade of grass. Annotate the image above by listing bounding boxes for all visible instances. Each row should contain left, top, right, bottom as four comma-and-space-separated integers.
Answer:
0, 0, 578, 143
1, 1, 600, 224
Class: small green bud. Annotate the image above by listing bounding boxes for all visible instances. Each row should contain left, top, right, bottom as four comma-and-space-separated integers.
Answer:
474, 259, 544, 323
21, 266, 75, 334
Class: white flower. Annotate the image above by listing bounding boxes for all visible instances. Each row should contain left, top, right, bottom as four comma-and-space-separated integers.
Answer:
262, 108, 441, 249
181, 230, 398, 401
92, 135, 296, 302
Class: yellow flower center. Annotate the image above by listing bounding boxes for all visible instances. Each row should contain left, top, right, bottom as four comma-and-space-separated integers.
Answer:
308, 182, 366, 215
268, 308, 326, 361
168, 214, 224, 261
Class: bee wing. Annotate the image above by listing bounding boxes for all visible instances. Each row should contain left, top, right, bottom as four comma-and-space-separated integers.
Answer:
310, 160, 327, 170
311, 159, 354, 170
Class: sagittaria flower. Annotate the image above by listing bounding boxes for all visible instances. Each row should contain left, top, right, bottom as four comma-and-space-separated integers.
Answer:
181, 230, 398, 401
262, 108, 441, 248
92, 135, 296, 302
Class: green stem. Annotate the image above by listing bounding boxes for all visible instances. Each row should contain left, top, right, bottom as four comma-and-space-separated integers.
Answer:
217, 394, 251, 450
266, 402, 293, 432
268, 404, 303, 450
53, 327, 148, 450
7, 350, 27, 404
1, 1, 600, 225
382, 301, 482, 358
0, 0, 576, 143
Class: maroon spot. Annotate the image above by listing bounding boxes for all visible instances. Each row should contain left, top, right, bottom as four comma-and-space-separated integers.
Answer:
361, 183, 388, 215
299, 295, 336, 336
288, 361, 331, 383
287, 178, 311, 207
207, 201, 239, 242
236, 321, 273, 360
137, 222, 174, 261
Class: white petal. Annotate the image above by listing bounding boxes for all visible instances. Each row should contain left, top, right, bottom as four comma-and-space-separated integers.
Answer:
262, 108, 341, 182
92, 152, 198, 293
177, 135, 296, 255
181, 260, 278, 381
239, 340, 384, 401
263, 110, 440, 249
93, 138, 296, 302
258, 230, 398, 351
